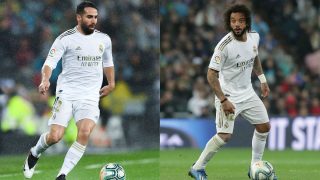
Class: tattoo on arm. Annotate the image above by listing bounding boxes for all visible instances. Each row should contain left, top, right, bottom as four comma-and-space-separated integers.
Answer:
253, 56, 264, 76
207, 68, 225, 101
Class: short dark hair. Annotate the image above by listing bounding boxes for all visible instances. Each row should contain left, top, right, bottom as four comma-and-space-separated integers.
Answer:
76, 1, 97, 15
224, 4, 251, 32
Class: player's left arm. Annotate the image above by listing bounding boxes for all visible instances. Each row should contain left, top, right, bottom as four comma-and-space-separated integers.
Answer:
100, 67, 115, 98
100, 35, 115, 98
253, 56, 270, 98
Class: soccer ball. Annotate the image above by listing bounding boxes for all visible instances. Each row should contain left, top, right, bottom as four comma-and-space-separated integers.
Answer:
100, 163, 126, 180
250, 161, 275, 180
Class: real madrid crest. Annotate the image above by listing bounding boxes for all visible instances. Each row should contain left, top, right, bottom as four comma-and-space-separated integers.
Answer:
99, 44, 104, 54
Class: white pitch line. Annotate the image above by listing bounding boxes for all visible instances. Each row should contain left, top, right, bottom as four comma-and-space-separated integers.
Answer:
0, 170, 41, 178
85, 158, 158, 169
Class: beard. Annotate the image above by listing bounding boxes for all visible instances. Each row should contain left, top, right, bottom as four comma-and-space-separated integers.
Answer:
232, 28, 246, 37
80, 23, 95, 35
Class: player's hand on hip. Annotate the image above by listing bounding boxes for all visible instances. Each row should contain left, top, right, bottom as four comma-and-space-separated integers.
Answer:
261, 83, 270, 98
38, 80, 50, 95
99, 85, 115, 98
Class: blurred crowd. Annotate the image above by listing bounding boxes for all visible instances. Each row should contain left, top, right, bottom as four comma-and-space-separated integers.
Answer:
160, 0, 320, 118
0, 0, 159, 144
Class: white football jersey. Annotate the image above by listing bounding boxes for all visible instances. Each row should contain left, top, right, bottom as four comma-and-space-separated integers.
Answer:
209, 31, 259, 103
44, 27, 114, 102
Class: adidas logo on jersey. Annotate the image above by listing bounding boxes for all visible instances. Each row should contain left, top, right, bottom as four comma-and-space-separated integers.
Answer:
236, 54, 241, 59
76, 46, 82, 50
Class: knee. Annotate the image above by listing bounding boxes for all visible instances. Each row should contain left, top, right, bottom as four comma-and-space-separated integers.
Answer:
77, 128, 92, 140
218, 133, 232, 142
47, 132, 63, 144
265, 124, 271, 132
256, 123, 270, 133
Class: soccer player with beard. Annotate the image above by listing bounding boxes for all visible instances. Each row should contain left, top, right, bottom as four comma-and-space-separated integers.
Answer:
188, 4, 277, 180
23, 1, 115, 179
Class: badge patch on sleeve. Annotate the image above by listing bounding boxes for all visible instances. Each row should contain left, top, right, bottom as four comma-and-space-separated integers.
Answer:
215, 56, 221, 64
48, 48, 56, 57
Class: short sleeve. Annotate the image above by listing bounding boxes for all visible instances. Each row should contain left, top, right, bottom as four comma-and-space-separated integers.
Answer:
254, 32, 260, 56
102, 36, 114, 67
44, 38, 65, 70
208, 48, 226, 71
256, 33, 260, 47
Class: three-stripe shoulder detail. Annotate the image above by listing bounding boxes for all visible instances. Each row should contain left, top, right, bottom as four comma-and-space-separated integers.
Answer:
218, 36, 233, 51
58, 29, 76, 40
94, 30, 110, 38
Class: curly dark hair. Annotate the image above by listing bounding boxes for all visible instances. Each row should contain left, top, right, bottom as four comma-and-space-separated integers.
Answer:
76, 1, 97, 15
224, 4, 251, 32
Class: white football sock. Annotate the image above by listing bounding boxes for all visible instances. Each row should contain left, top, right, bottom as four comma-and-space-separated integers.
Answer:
251, 129, 269, 165
31, 132, 50, 158
193, 134, 226, 170
58, 141, 86, 176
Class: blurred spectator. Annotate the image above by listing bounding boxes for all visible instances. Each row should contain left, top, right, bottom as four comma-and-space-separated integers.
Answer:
252, 14, 269, 42
187, 77, 211, 118
15, 38, 35, 68
310, 98, 320, 116
0, 79, 37, 135
305, 50, 320, 75
286, 92, 298, 118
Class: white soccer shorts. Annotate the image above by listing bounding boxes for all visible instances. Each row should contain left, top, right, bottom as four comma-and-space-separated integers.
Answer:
48, 96, 100, 127
215, 94, 269, 134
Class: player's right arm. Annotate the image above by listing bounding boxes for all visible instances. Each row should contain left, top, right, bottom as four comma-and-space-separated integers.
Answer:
40, 37, 65, 95
208, 48, 235, 114
39, 65, 52, 95
207, 69, 235, 114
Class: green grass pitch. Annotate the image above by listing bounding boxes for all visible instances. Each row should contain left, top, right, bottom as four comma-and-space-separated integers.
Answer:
0, 149, 158, 180
160, 148, 320, 180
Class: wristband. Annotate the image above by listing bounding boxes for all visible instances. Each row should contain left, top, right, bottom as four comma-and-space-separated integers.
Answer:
220, 98, 228, 103
258, 74, 267, 83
